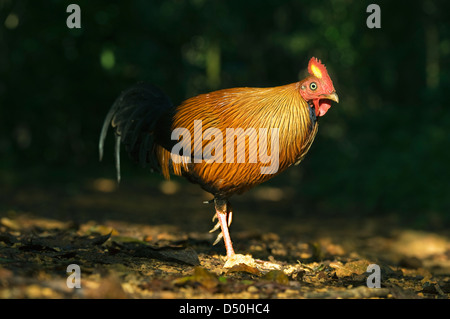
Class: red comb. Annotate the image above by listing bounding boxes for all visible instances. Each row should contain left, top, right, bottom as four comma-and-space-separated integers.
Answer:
307, 57, 335, 92
307, 57, 329, 79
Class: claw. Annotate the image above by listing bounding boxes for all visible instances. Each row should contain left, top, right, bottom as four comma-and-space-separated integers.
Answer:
227, 210, 232, 227
209, 221, 221, 233
210, 207, 232, 233
212, 232, 223, 246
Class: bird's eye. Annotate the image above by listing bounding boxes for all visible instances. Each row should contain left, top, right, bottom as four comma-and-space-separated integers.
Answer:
309, 82, 317, 91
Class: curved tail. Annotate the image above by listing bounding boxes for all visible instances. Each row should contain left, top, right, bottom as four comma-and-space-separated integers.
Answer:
99, 83, 173, 182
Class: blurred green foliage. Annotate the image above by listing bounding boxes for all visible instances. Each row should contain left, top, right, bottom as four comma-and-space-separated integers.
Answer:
0, 0, 448, 220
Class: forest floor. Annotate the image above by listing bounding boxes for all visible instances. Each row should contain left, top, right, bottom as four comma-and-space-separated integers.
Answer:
0, 177, 449, 299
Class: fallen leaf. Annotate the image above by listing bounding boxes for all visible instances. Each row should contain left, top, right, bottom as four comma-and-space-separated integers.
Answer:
262, 270, 289, 285
153, 247, 200, 266
173, 266, 219, 290
88, 225, 119, 236
226, 263, 261, 276
0, 218, 21, 231
121, 241, 200, 266
224, 254, 261, 275
330, 260, 371, 278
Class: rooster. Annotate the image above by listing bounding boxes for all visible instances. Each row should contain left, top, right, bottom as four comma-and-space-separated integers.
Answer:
99, 57, 338, 262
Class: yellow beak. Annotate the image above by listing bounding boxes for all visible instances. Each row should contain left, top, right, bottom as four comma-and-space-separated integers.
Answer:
322, 92, 339, 103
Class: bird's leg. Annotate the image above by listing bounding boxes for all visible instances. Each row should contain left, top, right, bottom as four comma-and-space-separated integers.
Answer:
212, 199, 235, 258
209, 202, 232, 234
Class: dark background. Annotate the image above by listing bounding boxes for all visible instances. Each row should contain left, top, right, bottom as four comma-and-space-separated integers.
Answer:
0, 0, 448, 227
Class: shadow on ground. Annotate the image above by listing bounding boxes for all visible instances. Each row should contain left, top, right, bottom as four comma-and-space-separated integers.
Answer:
0, 178, 449, 299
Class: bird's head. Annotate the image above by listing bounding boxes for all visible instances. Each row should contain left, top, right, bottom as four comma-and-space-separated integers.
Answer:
299, 57, 339, 117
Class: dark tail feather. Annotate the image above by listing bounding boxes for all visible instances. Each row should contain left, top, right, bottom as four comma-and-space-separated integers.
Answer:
99, 99, 118, 162
114, 135, 121, 183
99, 83, 173, 182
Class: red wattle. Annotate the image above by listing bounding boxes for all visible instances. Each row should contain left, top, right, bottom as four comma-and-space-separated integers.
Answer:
318, 100, 332, 117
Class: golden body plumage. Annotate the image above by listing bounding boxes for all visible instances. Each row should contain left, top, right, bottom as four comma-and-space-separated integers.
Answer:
156, 83, 318, 198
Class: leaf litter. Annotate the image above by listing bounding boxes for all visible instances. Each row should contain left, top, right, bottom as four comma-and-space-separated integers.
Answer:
0, 184, 449, 299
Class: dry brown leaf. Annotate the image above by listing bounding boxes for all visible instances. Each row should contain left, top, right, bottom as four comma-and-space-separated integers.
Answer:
226, 263, 261, 276
330, 260, 371, 278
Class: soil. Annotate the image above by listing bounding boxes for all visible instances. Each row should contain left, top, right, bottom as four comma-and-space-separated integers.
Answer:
0, 178, 449, 299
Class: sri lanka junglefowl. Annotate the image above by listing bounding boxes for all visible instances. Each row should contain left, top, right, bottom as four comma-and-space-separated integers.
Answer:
99, 57, 338, 262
